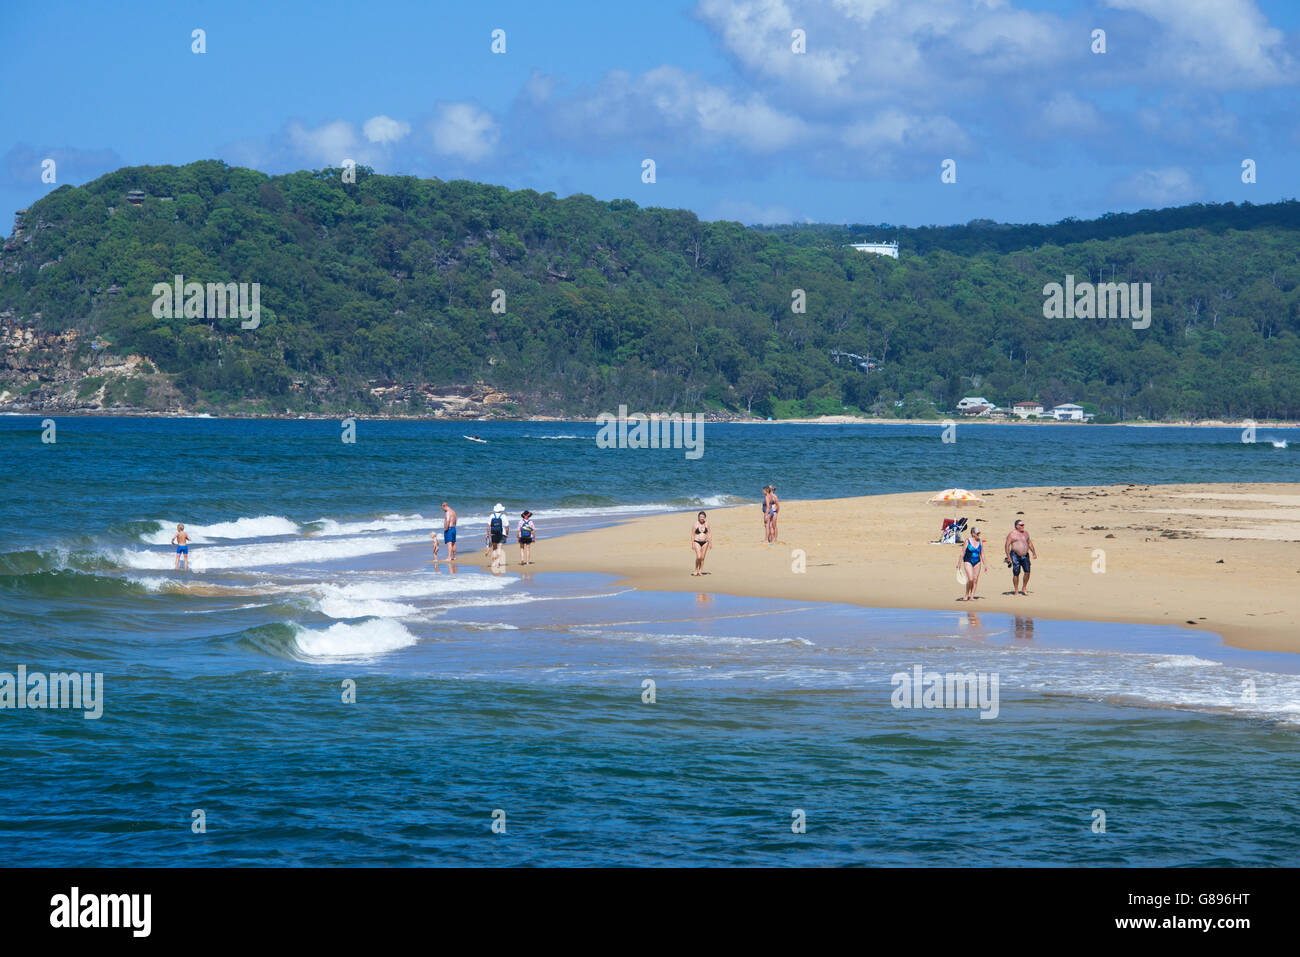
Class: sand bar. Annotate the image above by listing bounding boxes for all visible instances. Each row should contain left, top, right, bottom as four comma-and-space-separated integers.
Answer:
462, 483, 1300, 654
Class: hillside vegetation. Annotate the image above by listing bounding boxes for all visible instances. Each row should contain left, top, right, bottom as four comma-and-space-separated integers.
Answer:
1, 160, 1297, 419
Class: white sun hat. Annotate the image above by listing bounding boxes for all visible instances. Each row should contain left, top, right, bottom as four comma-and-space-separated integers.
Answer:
493, 503, 504, 513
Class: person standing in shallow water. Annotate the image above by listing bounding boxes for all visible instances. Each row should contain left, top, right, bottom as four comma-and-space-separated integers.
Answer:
518, 510, 536, 565
691, 511, 711, 576
171, 523, 190, 571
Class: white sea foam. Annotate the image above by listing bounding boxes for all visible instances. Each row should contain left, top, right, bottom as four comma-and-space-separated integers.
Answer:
312, 574, 513, 602
311, 513, 431, 537
114, 533, 410, 570
292, 618, 418, 658
316, 596, 421, 619
140, 515, 301, 544
1151, 655, 1223, 669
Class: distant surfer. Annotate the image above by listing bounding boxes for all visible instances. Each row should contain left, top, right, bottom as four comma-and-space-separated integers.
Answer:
171, 523, 190, 571
440, 502, 458, 560
1004, 519, 1037, 595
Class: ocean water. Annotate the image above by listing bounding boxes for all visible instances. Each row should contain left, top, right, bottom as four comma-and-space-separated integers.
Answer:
1, 416, 1298, 866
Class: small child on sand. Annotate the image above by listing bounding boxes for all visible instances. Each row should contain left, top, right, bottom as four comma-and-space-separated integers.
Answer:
171, 523, 190, 571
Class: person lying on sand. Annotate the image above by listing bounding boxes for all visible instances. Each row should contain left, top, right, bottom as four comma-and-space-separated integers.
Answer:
691, 511, 712, 576
1004, 519, 1037, 595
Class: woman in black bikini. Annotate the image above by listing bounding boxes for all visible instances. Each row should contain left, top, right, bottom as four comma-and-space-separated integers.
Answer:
691, 511, 711, 576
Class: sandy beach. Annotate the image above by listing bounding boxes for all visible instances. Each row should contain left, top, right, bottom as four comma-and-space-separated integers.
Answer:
465, 483, 1300, 654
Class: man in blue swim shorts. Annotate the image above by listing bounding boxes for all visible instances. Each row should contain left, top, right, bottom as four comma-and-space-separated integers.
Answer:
171, 523, 190, 571
1004, 519, 1038, 596
440, 502, 458, 561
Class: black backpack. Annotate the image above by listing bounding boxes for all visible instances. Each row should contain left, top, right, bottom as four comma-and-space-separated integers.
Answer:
490, 515, 503, 537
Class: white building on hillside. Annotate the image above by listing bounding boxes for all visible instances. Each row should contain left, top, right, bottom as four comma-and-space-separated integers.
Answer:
1051, 403, 1085, 421
1012, 401, 1044, 418
957, 396, 993, 414
845, 240, 900, 258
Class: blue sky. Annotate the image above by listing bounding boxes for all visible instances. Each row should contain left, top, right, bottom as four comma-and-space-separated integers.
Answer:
2, 0, 1299, 227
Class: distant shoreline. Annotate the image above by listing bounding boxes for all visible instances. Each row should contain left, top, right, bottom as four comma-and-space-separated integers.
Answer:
2, 408, 1297, 428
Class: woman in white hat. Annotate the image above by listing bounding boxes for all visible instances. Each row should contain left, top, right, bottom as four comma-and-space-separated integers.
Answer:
486, 503, 509, 567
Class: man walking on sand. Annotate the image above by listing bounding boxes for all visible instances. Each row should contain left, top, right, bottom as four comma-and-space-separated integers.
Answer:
441, 502, 458, 560
1004, 519, 1037, 595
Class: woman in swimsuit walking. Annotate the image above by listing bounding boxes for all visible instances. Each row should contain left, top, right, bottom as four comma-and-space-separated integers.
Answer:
766, 486, 779, 544
691, 511, 712, 576
957, 526, 986, 601
761, 486, 772, 541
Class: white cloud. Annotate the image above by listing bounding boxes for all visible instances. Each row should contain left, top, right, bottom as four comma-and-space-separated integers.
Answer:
840, 108, 970, 156
363, 115, 411, 144
708, 198, 804, 224
1105, 0, 1297, 87
1108, 167, 1201, 207
530, 65, 809, 155
1039, 92, 1104, 134
429, 103, 500, 162
284, 120, 359, 166
694, 0, 1070, 106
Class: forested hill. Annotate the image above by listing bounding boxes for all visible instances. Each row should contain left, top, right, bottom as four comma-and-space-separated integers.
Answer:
1, 160, 1298, 420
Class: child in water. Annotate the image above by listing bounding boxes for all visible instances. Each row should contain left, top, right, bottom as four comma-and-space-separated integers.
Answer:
172, 523, 190, 571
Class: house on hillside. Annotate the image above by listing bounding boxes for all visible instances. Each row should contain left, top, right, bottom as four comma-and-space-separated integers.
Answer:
957, 396, 993, 415
844, 240, 900, 259
1050, 403, 1085, 421
1012, 401, 1044, 418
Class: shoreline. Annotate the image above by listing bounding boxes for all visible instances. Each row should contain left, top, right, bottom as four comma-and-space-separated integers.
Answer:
2, 409, 1297, 428
459, 482, 1300, 655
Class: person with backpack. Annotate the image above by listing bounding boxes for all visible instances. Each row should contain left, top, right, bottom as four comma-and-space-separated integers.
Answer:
486, 503, 510, 568
518, 510, 536, 564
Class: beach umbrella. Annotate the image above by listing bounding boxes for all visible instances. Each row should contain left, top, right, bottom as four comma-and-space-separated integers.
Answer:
928, 488, 982, 505
930, 488, 982, 533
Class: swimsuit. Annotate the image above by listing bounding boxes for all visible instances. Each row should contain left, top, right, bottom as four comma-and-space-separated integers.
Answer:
444, 526, 457, 543
176, 545, 188, 555
963, 540, 982, 565
1011, 551, 1030, 574
694, 525, 708, 544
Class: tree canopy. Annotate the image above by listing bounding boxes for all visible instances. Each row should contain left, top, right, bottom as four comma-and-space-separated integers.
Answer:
2, 160, 1297, 420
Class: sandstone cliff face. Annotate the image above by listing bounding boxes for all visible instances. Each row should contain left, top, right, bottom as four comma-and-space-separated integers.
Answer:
0, 317, 525, 417
0, 320, 182, 412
